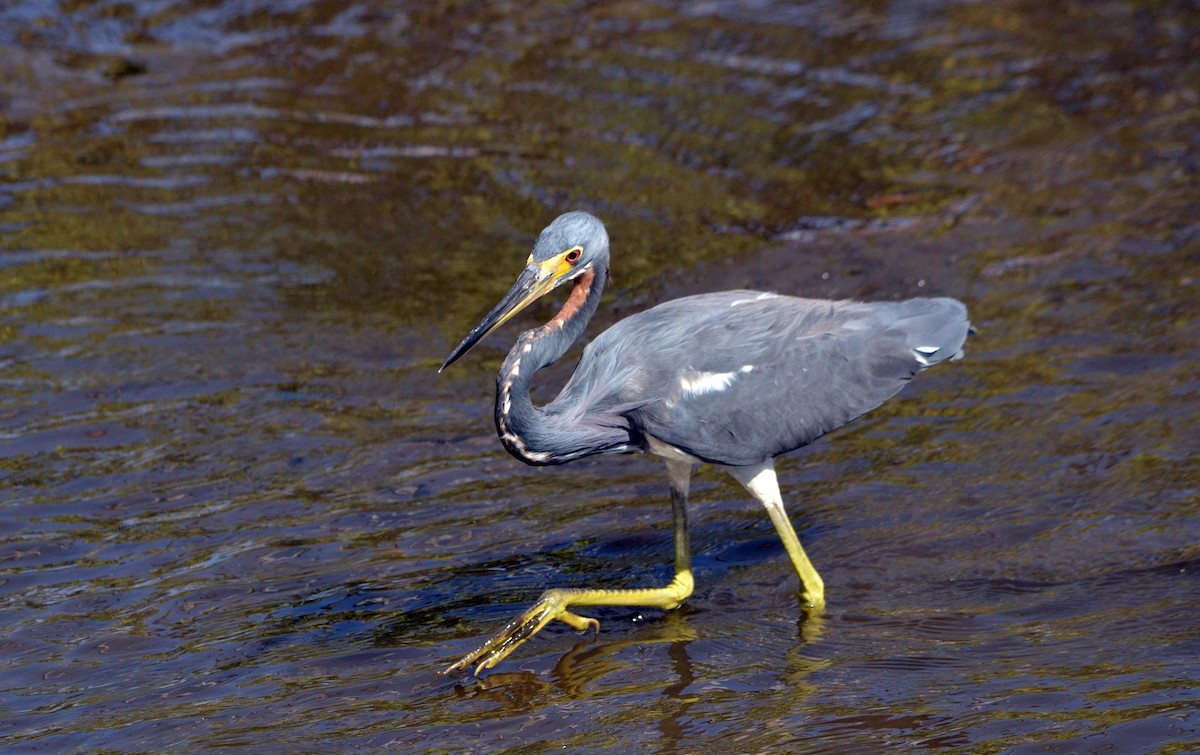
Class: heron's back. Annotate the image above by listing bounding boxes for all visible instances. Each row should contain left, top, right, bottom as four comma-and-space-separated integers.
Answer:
551, 291, 969, 466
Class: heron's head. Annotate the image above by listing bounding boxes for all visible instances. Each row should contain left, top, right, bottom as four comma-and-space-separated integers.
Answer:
530, 211, 610, 272
440, 212, 610, 372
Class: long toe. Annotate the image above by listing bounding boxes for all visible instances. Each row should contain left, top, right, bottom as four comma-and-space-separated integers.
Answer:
443, 592, 569, 675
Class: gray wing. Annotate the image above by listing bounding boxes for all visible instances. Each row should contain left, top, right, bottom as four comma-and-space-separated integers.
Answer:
550, 291, 969, 466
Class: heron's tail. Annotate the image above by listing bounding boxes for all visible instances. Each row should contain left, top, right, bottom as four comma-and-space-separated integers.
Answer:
887, 297, 972, 369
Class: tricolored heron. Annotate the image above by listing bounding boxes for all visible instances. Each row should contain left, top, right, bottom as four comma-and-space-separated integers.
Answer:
439, 211, 970, 675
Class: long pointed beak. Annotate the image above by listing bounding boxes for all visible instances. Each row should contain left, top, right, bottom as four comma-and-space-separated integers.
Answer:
439, 264, 557, 372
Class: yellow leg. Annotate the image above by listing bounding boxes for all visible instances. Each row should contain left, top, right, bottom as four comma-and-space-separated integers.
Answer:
729, 462, 826, 612
444, 460, 696, 676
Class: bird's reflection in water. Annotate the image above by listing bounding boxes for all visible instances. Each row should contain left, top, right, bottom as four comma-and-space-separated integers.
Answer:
453, 605, 828, 707
782, 612, 830, 696
454, 612, 702, 700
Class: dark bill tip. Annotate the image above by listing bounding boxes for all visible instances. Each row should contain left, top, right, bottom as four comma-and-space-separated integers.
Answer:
438, 265, 544, 373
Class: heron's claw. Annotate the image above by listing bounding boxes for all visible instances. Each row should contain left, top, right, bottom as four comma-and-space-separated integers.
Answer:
443, 589, 600, 676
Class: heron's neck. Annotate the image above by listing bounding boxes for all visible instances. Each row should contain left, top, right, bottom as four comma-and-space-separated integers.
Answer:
495, 266, 620, 465
526, 266, 604, 370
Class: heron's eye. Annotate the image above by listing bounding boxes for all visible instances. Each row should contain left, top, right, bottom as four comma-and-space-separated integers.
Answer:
565, 248, 582, 264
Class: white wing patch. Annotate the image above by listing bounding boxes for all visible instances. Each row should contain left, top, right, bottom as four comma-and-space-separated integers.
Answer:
679, 365, 754, 396
913, 345, 940, 366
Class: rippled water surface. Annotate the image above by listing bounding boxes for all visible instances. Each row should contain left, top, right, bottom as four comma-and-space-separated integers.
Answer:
2, 1, 1198, 751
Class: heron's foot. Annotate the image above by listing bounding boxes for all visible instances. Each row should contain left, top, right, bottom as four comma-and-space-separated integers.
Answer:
797, 572, 826, 615
443, 572, 694, 676
443, 589, 599, 676
800, 587, 826, 616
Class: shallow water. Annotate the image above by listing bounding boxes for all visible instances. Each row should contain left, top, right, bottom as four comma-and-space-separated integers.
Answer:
1, 0, 1198, 751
